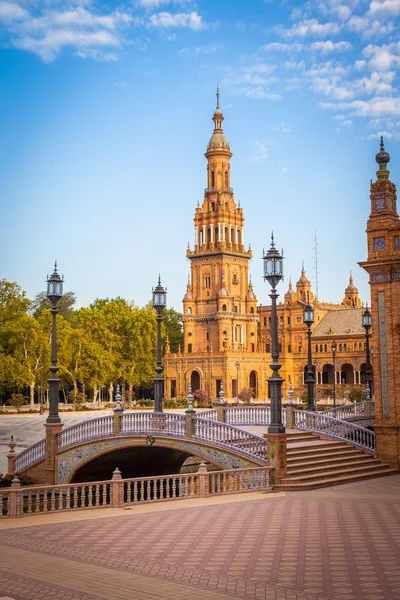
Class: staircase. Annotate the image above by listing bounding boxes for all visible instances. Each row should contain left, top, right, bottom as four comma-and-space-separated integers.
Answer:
275, 431, 398, 490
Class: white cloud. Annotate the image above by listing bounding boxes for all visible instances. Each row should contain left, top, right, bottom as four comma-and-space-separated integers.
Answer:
14, 28, 120, 62
369, 0, 400, 17
179, 44, 218, 55
355, 59, 366, 70
252, 142, 268, 162
149, 11, 205, 30
0, 2, 28, 20
274, 122, 291, 133
320, 97, 400, 116
261, 42, 303, 52
310, 40, 352, 52
275, 18, 341, 38
363, 43, 400, 71
136, 0, 191, 7
284, 60, 305, 69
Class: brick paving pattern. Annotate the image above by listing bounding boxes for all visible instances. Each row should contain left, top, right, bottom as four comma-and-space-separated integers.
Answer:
0, 475, 399, 600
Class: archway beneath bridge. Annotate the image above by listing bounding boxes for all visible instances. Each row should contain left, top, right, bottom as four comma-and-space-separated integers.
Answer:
70, 446, 192, 483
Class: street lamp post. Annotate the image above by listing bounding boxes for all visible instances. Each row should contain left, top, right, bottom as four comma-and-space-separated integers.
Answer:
46, 262, 64, 424
152, 276, 167, 413
362, 305, 373, 397
303, 303, 316, 411
331, 341, 337, 408
235, 360, 240, 406
263, 234, 285, 434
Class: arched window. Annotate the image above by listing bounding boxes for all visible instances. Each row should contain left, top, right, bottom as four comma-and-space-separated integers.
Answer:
315, 345, 318, 353
324, 344, 327, 352
250, 307, 254, 314
224, 171, 228, 186
199, 230, 203, 246
187, 307, 192, 314
320, 344, 323, 352
215, 227, 219, 242
339, 343, 342, 351
211, 171, 215, 187
249, 371, 258, 397
225, 227, 229, 241
238, 230, 242, 245
231, 228, 235, 243
207, 227, 211, 244
222, 304, 227, 311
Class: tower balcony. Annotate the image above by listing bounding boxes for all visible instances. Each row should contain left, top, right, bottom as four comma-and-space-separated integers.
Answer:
204, 187, 233, 194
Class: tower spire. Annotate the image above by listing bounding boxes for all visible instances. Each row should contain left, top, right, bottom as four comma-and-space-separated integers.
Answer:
216, 83, 220, 110
375, 135, 391, 180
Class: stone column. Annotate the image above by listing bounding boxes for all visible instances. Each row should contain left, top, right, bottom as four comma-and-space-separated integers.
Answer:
264, 433, 287, 485
111, 468, 124, 508
198, 461, 209, 498
44, 422, 64, 484
113, 385, 124, 435
7, 435, 16, 475
9, 476, 23, 518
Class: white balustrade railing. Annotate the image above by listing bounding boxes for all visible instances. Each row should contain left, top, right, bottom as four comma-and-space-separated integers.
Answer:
124, 473, 199, 503
225, 406, 271, 425
197, 409, 218, 420
321, 401, 375, 420
58, 415, 114, 449
193, 417, 266, 459
14, 439, 45, 472
121, 412, 187, 435
294, 410, 376, 452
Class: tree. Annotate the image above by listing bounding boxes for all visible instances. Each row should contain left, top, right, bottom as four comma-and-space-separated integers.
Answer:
30, 290, 77, 320
162, 308, 183, 353
238, 388, 254, 405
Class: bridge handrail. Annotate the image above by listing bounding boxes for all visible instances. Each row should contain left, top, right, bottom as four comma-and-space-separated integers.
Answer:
225, 406, 273, 425
14, 439, 46, 473
58, 415, 114, 449
320, 401, 375, 420
197, 409, 218, 420
294, 409, 376, 452
193, 416, 266, 460
121, 412, 186, 435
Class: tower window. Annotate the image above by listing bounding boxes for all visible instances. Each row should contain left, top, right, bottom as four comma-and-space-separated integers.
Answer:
224, 171, 228, 186
265, 343, 270, 353
315, 345, 318, 353
263, 318, 267, 326
394, 236, 399, 251
287, 317, 291, 325
288, 345, 291, 353
188, 344, 192, 353
222, 304, 227, 311
251, 343, 255, 352
234, 305, 238, 313
211, 171, 215, 187
187, 307, 192, 314
204, 276, 211, 288
250, 307, 254, 314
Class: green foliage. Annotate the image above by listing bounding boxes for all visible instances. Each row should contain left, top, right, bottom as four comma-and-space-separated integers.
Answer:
30, 290, 77, 320
0, 473, 34, 487
10, 393, 25, 411
348, 389, 366, 403
162, 308, 183, 353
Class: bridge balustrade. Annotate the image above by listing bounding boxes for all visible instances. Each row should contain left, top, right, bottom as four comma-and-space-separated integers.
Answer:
120, 412, 186, 435
58, 415, 114, 449
321, 401, 375, 420
14, 439, 45, 473
193, 417, 266, 459
294, 409, 376, 452
225, 406, 272, 425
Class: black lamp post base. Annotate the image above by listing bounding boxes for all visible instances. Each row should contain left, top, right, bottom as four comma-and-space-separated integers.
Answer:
268, 425, 286, 434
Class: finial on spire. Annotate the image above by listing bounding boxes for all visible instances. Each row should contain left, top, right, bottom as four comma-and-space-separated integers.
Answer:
380, 135, 384, 152
54, 261, 58, 273
271, 231, 275, 247
216, 83, 220, 110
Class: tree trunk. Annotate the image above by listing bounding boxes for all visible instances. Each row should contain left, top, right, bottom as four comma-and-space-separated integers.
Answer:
92, 384, 98, 404
30, 380, 35, 406
109, 381, 114, 403
128, 384, 134, 403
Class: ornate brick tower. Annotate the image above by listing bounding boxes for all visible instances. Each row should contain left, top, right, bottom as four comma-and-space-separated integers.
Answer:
165, 90, 265, 400
359, 137, 400, 468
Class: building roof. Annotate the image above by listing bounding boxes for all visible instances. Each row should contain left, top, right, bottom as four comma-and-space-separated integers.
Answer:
312, 307, 365, 337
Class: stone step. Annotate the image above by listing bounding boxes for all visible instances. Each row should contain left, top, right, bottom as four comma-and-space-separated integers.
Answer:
274, 468, 398, 490
287, 456, 380, 476
281, 462, 393, 484
288, 447, 363, 462
287, 453, 374, 469
288, 442, 353, 457
286, 433, 320, 443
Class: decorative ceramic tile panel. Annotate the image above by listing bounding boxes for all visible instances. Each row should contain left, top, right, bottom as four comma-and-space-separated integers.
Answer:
375, 196, 386, 210
392, 272, 400, 280
374, 237, 386, 251
372, 273, 388, 281
388, 197, 394, 210
377, 292, 389, 418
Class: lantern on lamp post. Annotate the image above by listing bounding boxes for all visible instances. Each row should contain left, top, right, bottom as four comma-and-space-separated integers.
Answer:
152, 276, 167, 413
303, 303, 316, 411
263, 233, 285, 434
362, 305, 373, 396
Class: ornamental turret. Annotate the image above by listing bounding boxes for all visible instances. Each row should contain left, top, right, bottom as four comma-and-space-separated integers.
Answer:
342, 272, 361, 307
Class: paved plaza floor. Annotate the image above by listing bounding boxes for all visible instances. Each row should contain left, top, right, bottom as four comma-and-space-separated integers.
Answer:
0, 475, 399, 600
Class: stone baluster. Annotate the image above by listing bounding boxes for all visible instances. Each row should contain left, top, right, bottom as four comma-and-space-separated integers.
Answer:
286, 382, 295, 429
113, 385, 124, 435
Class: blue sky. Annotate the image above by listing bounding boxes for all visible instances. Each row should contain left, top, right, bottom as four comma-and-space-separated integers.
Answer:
0, 0, 399, 311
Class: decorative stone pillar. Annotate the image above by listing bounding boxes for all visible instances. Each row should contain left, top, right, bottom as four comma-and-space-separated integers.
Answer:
7, 434, 16, 474
286, 382, 295, 429
111, 467, 124, 508
185, 385, 196, 437
9, 476, 23, 518
264, 433, 287, 485
217, 382, 226, 422
44, 421, 64, 484
198, 461, 209, 498
113, 385, 124, 435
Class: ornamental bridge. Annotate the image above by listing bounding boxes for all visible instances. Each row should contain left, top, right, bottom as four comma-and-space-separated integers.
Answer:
10, 402, 378, 487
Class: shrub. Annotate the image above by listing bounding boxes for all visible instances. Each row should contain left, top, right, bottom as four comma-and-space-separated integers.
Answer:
193, 389, 209, 408
10, 393, 25, 412
348, 390, 366, 403
238, 388, 254, 405
0, 473, 34, 488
